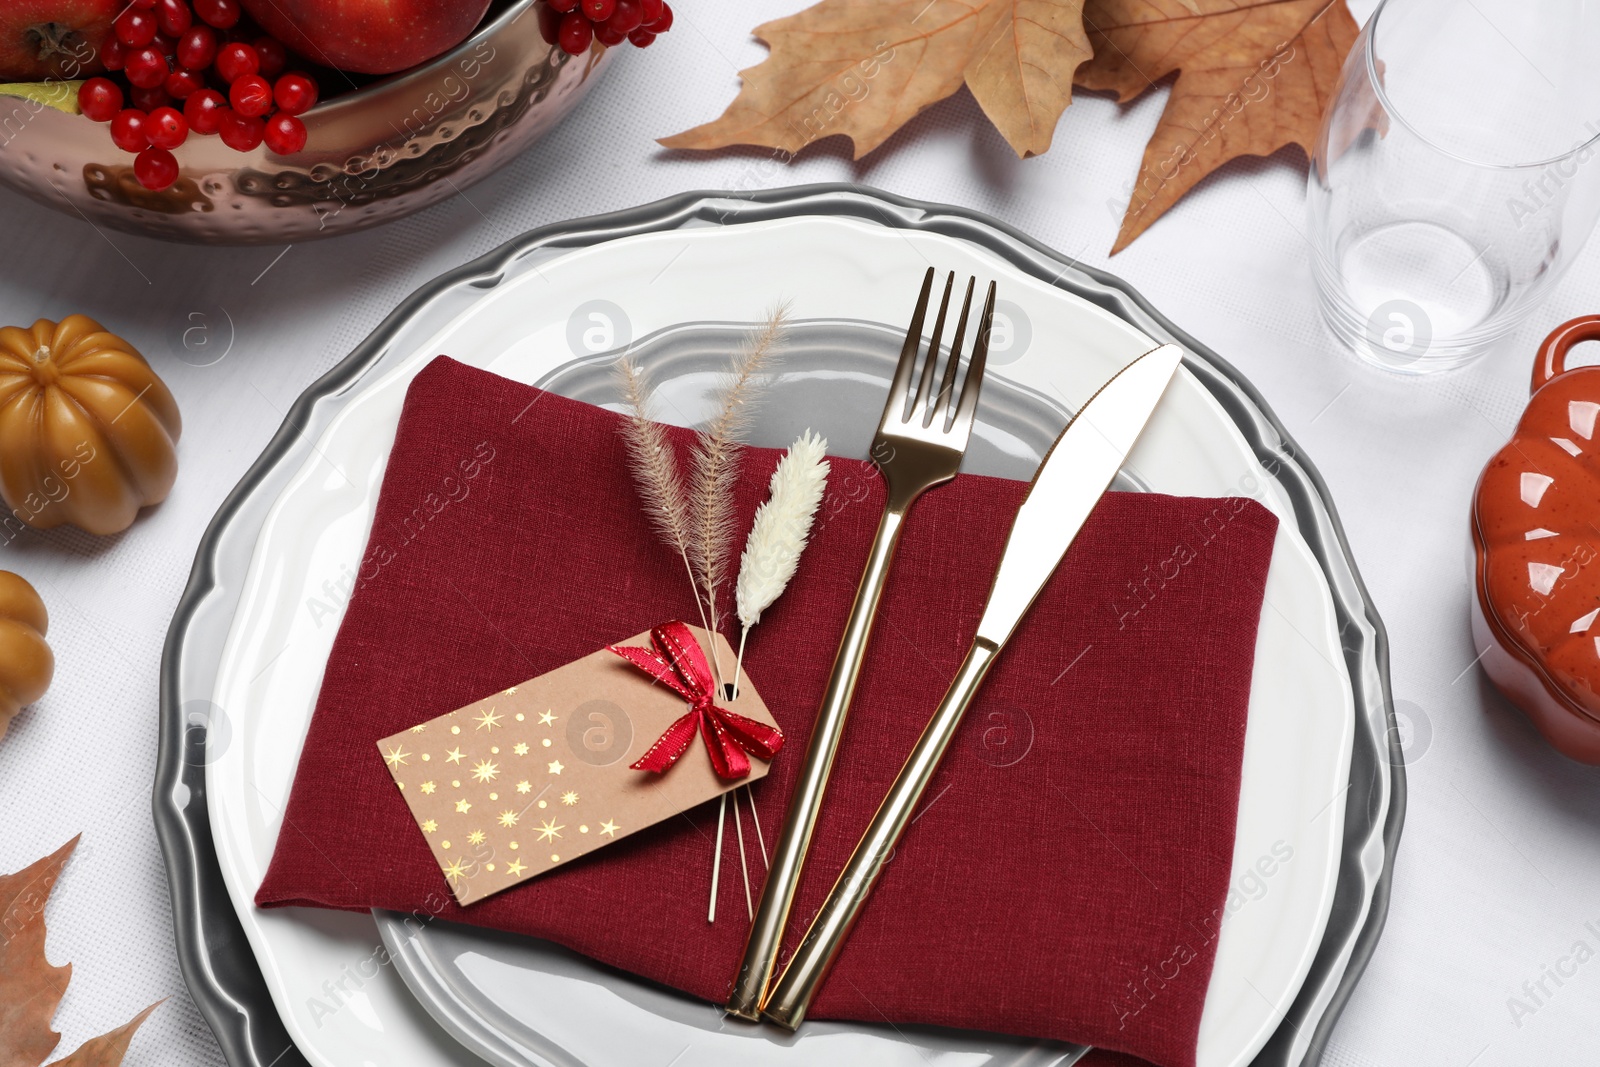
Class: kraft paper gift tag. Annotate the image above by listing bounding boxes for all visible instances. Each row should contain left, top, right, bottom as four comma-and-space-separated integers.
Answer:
377, 624, 779, 905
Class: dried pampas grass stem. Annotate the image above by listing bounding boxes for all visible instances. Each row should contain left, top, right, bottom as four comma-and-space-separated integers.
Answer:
617, 356, 713, 639
709, 792, 726, 923
693, 305, 786, 927
689, 305, 789, 662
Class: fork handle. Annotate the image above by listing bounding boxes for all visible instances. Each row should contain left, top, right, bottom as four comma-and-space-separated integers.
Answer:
761, 636, 1001, 1029
727, 487, 920, 1019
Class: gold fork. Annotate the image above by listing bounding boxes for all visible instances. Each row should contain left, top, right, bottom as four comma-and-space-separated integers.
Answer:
727, 268, 997, 1019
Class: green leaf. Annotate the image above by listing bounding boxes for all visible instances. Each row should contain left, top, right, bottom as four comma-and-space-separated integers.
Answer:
0, 82, 83, 115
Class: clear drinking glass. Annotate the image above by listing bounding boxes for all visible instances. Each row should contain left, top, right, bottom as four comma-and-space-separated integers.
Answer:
1308, 0, 1600, 372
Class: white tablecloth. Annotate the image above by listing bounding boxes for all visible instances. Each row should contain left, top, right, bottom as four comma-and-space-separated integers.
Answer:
3, 2, 1596, 1065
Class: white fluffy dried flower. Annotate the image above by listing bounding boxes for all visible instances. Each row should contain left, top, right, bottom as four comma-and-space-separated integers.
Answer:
736, 430, 829, 630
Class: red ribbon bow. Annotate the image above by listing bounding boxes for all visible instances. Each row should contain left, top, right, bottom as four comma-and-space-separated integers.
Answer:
609, 621, 784, 780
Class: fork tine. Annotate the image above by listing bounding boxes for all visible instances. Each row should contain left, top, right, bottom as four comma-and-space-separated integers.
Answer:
928, 276, 976, 428
886, 268, 935, 423
912, 272, 954, 420
951, 281, 997, 433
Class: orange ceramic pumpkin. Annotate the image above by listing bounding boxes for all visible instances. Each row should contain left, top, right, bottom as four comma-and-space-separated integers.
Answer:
1473, 315, 1600, 762
0, 570, 52, 739
0, 316, 181, 536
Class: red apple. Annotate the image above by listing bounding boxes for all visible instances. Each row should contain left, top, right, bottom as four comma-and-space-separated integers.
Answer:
238, 0, 492, 75
0, 0, 118, 80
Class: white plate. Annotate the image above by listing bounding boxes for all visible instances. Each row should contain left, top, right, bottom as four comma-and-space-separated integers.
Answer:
205, 215, 1355, 1067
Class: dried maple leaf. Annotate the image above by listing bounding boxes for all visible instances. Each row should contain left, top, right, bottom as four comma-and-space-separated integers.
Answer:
0, 837, 76, 1067
45, 1004, 161, 1067
1076, 0, 1358, 252
0, 838, 161, 1067
660, 0, 1092, 159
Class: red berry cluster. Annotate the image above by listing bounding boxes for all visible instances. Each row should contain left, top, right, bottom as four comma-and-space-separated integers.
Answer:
536, 0, 673, 57
76, 0, 321, 191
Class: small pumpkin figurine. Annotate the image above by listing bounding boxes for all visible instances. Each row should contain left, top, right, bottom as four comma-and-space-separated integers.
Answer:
0, 315, 181, 536
1473, 315, 1600, 762
0, 570, 52, 740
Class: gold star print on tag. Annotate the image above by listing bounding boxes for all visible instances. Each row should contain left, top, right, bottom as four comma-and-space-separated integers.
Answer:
375, 625, 780, 906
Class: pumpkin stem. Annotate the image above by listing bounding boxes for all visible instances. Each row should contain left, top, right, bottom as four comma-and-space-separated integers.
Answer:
29, 345, 61, 387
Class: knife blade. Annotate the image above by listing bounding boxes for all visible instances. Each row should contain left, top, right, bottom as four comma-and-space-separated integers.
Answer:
977, 341, 1184, 645
759, 342, 1184, 1029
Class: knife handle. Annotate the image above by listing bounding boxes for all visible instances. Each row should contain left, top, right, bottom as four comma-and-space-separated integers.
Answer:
726, 493, 916, 1019
760, 636, 1002, 1029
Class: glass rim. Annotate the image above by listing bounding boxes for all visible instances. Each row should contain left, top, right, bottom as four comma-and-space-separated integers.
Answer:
1365, 0, 1600, 172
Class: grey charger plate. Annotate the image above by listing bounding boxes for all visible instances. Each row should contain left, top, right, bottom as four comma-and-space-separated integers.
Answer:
154, 185, 1403, 1067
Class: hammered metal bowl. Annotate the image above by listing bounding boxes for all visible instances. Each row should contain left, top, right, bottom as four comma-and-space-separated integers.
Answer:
0, 0, 611, 243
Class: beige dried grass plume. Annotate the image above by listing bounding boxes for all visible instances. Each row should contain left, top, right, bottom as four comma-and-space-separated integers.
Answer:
688, 304, 789, 643
617, 356, 708, 630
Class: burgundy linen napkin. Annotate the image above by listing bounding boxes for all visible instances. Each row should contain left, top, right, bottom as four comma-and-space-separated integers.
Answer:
257, 355, 1279, 1067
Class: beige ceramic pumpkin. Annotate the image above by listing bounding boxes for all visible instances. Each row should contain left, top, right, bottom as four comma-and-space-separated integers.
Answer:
0, 315, 181, 536
0, 570, 52, 739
